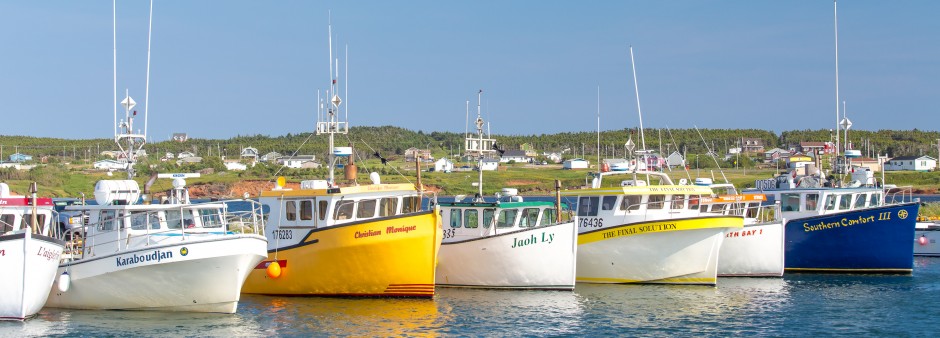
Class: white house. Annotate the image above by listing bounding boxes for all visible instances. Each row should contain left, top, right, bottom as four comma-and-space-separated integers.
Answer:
225, 162, 248, 171
478, 158, 499, 171
434, 158, 454, 172
542, 152, 563, 164
884, 155, 937, 172
94, 159, 127, 171
261, 152, 283, 162
563, 158, 589, 169
277, 155, 318, 169
665, 151, 685, 169
241, 147, 259, 161
178, 151, 196, 159
499, 150, 531, 163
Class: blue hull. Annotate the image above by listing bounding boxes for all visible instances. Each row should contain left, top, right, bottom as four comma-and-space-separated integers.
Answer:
784, 202, 918, 273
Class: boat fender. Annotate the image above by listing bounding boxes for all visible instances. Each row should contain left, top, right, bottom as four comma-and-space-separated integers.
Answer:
919, 235, 928, 246
266, 261, 282, 279
58, 272, 71, 292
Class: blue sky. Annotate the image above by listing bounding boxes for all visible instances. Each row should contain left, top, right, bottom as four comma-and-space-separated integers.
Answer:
1, 1, 938, 140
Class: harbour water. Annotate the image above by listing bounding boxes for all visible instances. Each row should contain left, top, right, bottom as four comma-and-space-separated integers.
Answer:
4, 257, 939, 336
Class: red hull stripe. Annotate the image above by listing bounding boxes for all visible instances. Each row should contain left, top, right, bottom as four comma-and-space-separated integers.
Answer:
254, 260, 288, 269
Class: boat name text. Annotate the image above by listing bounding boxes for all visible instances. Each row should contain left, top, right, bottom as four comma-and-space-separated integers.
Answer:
803, 215, 882, 232
354, 225, 419, 239
37, 246, 60, 261
116, 250, 173, 267
387, 225, 417, 234
512, 232, 554, 248
355, 229, 382, 238
601, 223, 678, 239
726, 229, 764, 238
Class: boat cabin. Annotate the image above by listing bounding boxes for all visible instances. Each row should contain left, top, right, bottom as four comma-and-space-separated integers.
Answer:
0, 183, 55, 236
261, 182, 423, 229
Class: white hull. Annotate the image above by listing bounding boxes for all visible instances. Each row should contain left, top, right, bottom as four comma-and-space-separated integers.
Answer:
0, 232, 64, 320
46, 235, 266, 313
577, 226, 726, 285
717, 222, 785, 277
915, 224, 940, 256
436, 222, 577, 290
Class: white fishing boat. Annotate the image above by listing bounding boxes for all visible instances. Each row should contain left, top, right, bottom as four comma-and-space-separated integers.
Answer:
698, 181, 785, 277
0, 183, 65, 320
435, 93, 577, 290
46, 1, 268, 312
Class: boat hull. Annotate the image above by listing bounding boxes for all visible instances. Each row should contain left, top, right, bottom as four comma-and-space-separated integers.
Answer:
718, 221, 785, 277
46, 235, 266, 313
784, 203, 917, 273
436, 221, 577, 290
576, 216, 741, 285
0, 232, 64, 321
914, 224, 940, 256
241, 210, 442, 297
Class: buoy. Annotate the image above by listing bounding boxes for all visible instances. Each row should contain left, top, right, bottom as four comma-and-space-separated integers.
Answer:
266, 261, 282, 279
919, 236, 928, 246
58, 272, 71, 292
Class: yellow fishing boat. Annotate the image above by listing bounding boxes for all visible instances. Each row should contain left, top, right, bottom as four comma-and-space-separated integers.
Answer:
242, 19, 442, 297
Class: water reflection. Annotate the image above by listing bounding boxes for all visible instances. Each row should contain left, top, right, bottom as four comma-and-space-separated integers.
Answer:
434, 288, 584, 336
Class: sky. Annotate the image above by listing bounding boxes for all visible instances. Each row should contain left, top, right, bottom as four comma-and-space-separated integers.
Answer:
1, 1, 938, 141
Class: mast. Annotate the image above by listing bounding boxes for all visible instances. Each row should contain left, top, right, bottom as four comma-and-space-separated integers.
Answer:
476, 90, 484, 198
112, 0, 151, 179
629, 46, 647, 151
317, 17, 347, 187
596, 86, 600, 169
464, 90, 494, 200
833, 0, 841, 160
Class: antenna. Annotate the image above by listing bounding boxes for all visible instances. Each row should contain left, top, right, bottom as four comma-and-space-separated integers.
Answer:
596, 85, 600, 169
833, 0, 841, 159
316, 15, 348, 187
144, 0, 153, 138
629, 46, 647, 151
112, 0, 117, 139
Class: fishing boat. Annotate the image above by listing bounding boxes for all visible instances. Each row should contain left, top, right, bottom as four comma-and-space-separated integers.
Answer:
698, 181, 785, 277
240, 20, 443, 297
46, 2, 268, 312
0, 183, 65, 320
434, 92, 577, 290
739, 0, 917, 273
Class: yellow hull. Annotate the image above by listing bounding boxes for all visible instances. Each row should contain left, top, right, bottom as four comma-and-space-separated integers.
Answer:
242, 210, 442, 297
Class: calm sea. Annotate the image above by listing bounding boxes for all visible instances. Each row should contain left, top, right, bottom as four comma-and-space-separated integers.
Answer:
3, 257, 939, 337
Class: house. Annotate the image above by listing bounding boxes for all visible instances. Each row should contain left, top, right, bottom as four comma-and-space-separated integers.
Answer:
849, 157, 882, 173
277, 155, 319, 169
741, 138, 765, 153
8, 153, 32, 163
404, 147, 433, 162
520, 143, 537, 157
799, 142, 834, 156
172, 133, 188, 142
94, 159, 127, 171
177, 157, 203, 165
478, 158, 499, 171
499, 150, 531, 163
224, 162, 248, 171
178, 151, 196, 159
764, 148, 791, 163
433, 158, 454, 172
665, 151, 685, 169
261, 152, 283, 162
885, 155, 937, 172
162, 152, 175, 161
241, 147, 259, 161
563, 158, 589, 169
542, 152, 563, 164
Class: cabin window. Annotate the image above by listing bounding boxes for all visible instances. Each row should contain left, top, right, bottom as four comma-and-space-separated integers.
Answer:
20, 213, 48, 230
520, 208, 540, 228
854, 194, 868, 209
318, 200, 329, 220
805, 193, 819, 211
449, 209, 462, 228
781, 193, 801, 212
357, 199, 377, 219
688, 196, 700, 210
300, 200, 314, 220
464, 209, 478, 228
540, 208, 556, 225
869, 193, 881, 207
1, 214, 14, 233
497, 209, 518, 228
602, 196, 618, 211
182, 210, 196, 228
482, 209, 495, 228
333, 200, 355, 220
199, 209, 223, 228
130, 212, 160, 230
824, 195, 838, 211
670, 195, 686, 210
745, 203, 759, 218
620, 196, 641, 211
166, 210, 183, 229
578, 197, 599, 216
285, 201, 297, 221
647, 195, 665, 210
838, 195, 852, 210
99, 210, 117, 231
402, 196, 419, 214
379, 197, 398, 217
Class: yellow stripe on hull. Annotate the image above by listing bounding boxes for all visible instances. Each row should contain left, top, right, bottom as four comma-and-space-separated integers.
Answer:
577, 276, 717, 285
241, 211, 442, 297
578, 216, 743, 246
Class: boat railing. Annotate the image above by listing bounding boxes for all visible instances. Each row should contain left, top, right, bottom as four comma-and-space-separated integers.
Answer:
884, 185, 916, 205
597, 195, 720, 223
715, 201, 783, 224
